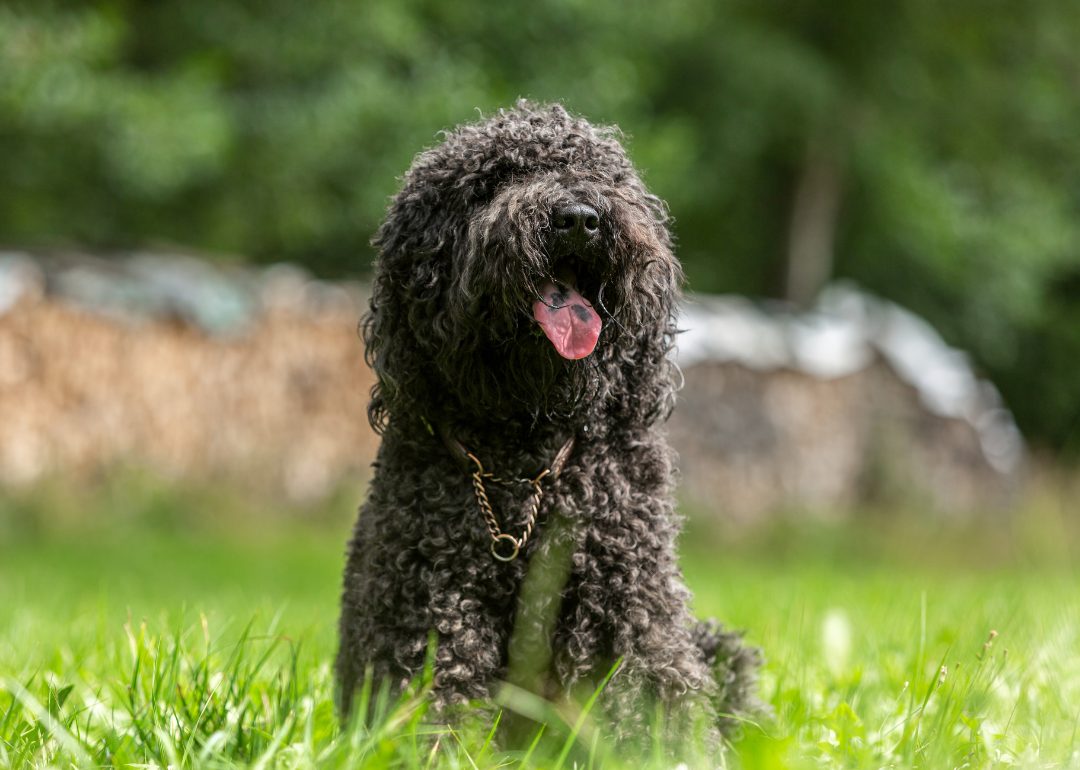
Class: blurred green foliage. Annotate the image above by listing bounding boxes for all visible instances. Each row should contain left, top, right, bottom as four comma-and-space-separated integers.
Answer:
2, 0, 1080, 449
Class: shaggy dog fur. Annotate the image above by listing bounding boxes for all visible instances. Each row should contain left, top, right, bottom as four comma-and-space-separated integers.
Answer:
337, 102, 763, 753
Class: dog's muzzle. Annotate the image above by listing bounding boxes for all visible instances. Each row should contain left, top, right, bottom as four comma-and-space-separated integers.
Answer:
552, 202, 600, 248
531, 204, 604, 359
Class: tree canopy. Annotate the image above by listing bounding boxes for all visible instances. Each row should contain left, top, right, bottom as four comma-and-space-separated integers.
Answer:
2, 0, 1079, 451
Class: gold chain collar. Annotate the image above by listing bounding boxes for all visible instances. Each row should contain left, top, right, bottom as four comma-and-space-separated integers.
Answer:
431, 421, 575, 562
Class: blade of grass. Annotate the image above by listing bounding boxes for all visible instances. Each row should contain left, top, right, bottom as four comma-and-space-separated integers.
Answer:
251, 712, 296, 770
478, 708, 502, 758
449, 725, 480, 770
4, 677, 93, 768
519, 723, 545, 768
552, 658, 622, 770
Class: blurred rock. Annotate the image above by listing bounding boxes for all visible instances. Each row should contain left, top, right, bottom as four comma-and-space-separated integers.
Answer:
0, 250, 375, 501
0, 252, 45, 315
671, 283, 1024, 519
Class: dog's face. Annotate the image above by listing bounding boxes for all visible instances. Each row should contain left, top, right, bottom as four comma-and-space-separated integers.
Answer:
366, 103, 683, 430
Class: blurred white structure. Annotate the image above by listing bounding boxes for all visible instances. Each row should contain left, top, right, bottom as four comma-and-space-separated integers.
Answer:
0, 252, 45, 314
672, 283, 1024, 517
0, 250, 365, 335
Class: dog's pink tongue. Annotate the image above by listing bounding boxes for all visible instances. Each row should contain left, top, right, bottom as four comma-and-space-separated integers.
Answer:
532, 281, 602, 359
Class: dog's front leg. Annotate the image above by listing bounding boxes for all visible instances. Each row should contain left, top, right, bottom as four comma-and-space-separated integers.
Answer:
424, 587, 512, 709
552, 492, 721, 751
338, 494, 513, 718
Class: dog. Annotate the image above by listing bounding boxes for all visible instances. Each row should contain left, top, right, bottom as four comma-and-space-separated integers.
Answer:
337, 101, 763, 754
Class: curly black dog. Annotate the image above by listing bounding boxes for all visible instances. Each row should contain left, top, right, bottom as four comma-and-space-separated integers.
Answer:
337, 102, 763, 753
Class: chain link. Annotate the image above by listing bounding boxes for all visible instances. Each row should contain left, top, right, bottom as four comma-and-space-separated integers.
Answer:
466, 452, 551, 562
438, 426, 573, 563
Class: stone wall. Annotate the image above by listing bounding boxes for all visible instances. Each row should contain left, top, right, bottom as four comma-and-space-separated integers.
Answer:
0, 294, 379, 502
0, 255, 1022, 516
668, 360, 1018, 520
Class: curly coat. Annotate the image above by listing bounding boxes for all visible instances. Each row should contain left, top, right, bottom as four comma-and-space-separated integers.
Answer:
337, 102, 762, 752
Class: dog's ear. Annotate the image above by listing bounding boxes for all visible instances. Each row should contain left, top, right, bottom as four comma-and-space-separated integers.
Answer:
363, 178, 470, 433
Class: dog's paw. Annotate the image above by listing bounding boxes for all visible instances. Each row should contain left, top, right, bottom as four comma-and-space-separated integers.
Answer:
690, 618, 771, 737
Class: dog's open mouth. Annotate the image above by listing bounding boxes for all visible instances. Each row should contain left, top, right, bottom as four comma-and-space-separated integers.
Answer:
532, 261, 603, 360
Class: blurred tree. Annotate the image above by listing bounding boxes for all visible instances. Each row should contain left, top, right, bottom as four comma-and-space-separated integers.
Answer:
1, 0, 1079, 450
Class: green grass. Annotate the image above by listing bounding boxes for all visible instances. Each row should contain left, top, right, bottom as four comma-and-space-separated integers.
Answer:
2, 476, 1080, 768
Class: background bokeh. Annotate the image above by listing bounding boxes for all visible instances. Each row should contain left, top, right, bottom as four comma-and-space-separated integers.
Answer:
3, 0, 1080, 453
5, 5, 1080, 767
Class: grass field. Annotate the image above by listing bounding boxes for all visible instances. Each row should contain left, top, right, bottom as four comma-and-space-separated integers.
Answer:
2, 475, 1080, 768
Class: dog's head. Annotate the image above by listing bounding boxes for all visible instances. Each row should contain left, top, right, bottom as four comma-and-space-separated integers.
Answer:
365, 102, 683, 432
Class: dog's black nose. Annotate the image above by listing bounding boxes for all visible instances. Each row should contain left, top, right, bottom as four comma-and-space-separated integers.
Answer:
553, 203, 600, 244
